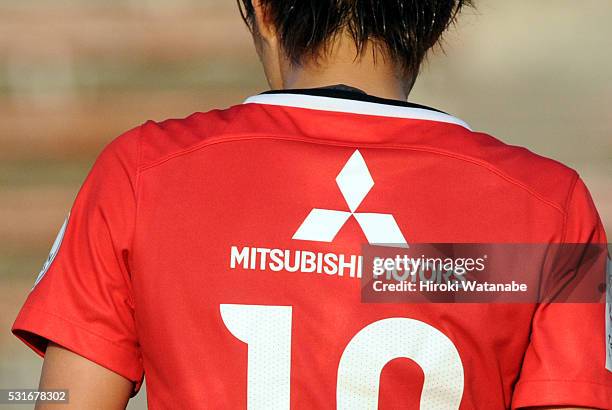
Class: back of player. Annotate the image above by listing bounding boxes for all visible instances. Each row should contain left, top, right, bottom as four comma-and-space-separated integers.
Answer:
11, 0, 611, 408
14, 86, 610, 408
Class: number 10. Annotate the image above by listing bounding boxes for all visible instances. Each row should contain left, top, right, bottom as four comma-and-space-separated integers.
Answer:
221, 304, 464, 409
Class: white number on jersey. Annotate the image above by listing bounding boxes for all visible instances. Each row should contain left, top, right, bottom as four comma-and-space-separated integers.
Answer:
221, 304, 464, 409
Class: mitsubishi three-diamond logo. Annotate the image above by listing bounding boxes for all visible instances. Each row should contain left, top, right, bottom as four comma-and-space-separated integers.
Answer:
293, 150, 407, 246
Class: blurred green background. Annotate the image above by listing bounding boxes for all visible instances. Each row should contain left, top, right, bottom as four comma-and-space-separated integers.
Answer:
0, 1, 610, 408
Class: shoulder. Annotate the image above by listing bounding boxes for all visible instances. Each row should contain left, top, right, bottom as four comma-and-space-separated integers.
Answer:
464, 132, 579, 215
434, 128, 580, 213
102, 103, 249, 171
138, 104, 248, 168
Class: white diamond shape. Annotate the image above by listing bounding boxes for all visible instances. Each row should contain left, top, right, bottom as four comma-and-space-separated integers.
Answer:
353, 213, 408, 247
292, 209, 352, 242
336, 150, 374, 212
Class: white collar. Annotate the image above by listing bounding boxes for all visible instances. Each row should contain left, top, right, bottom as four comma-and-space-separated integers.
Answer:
244, 92, 471, 130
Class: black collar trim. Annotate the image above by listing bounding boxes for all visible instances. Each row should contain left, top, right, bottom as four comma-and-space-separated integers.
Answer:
261, 84, 446, 114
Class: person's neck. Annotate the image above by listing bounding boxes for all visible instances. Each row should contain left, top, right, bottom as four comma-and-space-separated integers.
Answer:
280, 36, 413, 102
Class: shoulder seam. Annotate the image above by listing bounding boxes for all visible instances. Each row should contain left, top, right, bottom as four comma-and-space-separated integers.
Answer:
129, 124, 144, 276
137, 133, 568, 215
560, 171, 580, 243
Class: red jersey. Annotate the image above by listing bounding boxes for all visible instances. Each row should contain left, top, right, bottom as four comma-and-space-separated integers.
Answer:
13, 87, 611, 409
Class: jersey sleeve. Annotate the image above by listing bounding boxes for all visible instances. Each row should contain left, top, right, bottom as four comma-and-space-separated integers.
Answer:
11, 127, 144, 391
511, 176, 611, 409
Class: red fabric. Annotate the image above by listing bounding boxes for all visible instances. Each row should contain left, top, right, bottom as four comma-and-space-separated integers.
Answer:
12, 101, 610, 409
12, 127, 144, 391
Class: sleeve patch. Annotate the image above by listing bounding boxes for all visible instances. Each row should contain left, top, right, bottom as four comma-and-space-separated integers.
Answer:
33, 214, 69, 289
606, 257, 612, 372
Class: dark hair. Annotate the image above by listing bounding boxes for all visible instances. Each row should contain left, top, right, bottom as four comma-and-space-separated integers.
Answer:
238, 0, 472, 77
